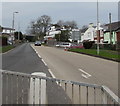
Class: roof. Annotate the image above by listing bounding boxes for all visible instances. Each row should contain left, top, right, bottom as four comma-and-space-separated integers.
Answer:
80, 27, 88, 33
2, 27, 15, 30
116, 27, 120, 32
104, 21, 120, 32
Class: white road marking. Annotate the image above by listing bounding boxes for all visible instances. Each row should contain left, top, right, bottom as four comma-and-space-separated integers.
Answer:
81, 74, 89, 79
48, 69, 56, 78
78, 68, 91, 79
38, 54, 41, 58
48, 69, 61, 86
41, 59, 47, 66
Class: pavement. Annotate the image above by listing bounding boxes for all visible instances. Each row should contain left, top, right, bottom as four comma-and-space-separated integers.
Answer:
2, 43, 72, 104
31, 44, 118, 97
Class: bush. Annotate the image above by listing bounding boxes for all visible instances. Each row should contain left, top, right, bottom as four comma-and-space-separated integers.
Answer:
91, 44, 116, 51
0, 36, 7, 46
83, 41, 94, 49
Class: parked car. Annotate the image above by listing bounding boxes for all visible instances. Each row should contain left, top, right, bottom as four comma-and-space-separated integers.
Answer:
55, 44, 60, 47
70, 44, 84, 49
34, 41, 41, 46
60, 43, 72, 48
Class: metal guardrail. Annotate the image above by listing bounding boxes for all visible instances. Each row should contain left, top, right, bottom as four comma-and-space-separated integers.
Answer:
0, 69, 120, 105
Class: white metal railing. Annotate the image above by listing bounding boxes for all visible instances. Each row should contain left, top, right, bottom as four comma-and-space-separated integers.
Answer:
0, 69, 120, 105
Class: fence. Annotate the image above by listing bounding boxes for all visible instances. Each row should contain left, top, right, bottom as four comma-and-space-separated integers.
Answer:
0, 69, 120, 105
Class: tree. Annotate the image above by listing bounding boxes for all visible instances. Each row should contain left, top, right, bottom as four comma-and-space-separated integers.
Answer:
57, 20, 64, 27
56, 20, 77, 29
0, 26, 2, 32
55, 34, 61, 42
65, 21, 77, 29
58, 30, 70, 42
27, 15, 51, 40
14, 31, 23, 40
40, 15, 51, 35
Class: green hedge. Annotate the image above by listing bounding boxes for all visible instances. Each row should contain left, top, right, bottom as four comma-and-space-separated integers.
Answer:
0, 36, 8, 46
91, 44, 116, 51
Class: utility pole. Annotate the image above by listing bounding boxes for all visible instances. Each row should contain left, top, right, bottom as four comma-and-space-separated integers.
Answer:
109, 13, 112, 44
97, 0, 100, 55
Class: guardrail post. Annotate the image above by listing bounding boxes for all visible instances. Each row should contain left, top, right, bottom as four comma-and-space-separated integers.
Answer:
29, 72, 46, 104
102, 86, 120, 104
101, 89, 107, 104
0, 70, 3, 106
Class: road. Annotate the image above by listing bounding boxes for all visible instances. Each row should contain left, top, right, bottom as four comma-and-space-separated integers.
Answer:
31, 44, 118, 96
2, 43, 71, 104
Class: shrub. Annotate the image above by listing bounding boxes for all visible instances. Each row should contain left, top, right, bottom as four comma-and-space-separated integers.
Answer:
83, 41, 94, 49
91, 44, 116, 51
0, 36, 7, 46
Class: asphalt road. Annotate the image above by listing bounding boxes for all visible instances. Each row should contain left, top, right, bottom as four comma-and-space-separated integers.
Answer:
2, 43, 71, 104
31, 44, 118, 97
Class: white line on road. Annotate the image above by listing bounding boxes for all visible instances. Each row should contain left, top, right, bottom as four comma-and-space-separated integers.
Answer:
38, 54, 41, 58
81, 74, 89, 79
48, 69, 61, 86
78, 68, 91, 79
41, 59, 47, 66
48, 69, 56, 78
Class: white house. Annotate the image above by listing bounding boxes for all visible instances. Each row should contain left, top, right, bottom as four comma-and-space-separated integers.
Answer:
81, 23, 104, 43
81, 23, 96, 42
44, 26, 61, 40
1, 26, 15, 42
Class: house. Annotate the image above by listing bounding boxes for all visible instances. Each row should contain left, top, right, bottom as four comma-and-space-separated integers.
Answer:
81, 23, 96, 42
116, 28, 120, 42
103, 21, 120, 44
81, 23, 104, 43
0, 26, 15, 44
94, 25, 104, 43
44, 25, 61, 40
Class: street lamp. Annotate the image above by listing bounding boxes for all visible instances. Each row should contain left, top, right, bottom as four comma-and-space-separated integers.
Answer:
12, 12, 19, 44
12, 12, 19, 29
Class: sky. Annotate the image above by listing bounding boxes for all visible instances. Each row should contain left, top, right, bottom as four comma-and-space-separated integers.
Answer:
1, 2, 119, 34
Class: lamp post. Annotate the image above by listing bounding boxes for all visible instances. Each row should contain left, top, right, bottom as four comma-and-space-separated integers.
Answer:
12, 12, 18, 43
12, 12, 19, 30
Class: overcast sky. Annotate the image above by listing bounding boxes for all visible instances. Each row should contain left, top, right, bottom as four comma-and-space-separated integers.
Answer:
2, 2, 119, 33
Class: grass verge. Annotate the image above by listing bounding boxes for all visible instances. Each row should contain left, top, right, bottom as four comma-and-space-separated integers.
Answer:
69, 48, 120, 61
0, 45, 15, 53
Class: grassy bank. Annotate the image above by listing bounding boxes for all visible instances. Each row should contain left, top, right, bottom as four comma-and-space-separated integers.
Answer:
0, 45, 15, 53
69, 48, 120, 61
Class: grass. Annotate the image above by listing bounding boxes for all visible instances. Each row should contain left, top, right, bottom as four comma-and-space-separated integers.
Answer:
0, 45, 15, 53
69, 48, 120, 61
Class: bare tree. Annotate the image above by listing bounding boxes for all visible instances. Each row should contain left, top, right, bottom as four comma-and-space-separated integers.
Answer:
39, 15, 51, 35
27, 15, 51, 40
65, 21, 77, 29
57, 20, 64, 27
57, 20, 77, 29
